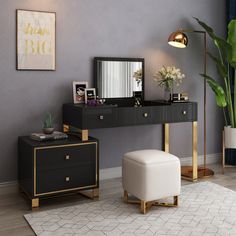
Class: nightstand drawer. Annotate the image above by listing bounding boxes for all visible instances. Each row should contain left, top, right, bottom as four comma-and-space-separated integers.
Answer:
36, 164, 97, 195
36, 143, 97, 171
83, 108, 117, 128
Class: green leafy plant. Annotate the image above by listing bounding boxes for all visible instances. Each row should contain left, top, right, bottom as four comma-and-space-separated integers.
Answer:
43, 113, 53, 128
195, 17, 236, 127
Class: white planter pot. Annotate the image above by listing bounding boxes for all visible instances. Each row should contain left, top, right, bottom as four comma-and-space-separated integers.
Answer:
224, 126, 236, 148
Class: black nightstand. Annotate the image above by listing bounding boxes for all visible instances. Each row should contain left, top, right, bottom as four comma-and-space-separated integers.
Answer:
18, 135, 99, 208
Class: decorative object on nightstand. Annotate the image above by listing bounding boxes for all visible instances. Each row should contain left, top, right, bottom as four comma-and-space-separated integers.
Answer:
42, 113, 54, 134
18, 135, 99, 209
168, 22, 214, 179
193, 19, 236, 169
153, 66, 185, 102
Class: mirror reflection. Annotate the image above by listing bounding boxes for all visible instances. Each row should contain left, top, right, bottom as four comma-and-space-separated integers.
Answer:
96, 60, 143, 98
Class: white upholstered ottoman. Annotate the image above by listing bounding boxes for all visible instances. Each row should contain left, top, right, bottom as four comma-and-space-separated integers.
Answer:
122, 149, 181, 214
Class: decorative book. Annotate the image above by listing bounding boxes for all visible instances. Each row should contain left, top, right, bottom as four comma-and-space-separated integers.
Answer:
30, 131, 68, 141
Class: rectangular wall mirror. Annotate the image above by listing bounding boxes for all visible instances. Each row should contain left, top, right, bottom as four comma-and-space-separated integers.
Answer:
94, 57, 144, 100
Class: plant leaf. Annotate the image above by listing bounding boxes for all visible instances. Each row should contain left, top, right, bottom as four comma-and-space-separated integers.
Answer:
200, 74, 227, 107
194, 17, 232, 63
228, 20, 236, 68
207, 52, 227, 78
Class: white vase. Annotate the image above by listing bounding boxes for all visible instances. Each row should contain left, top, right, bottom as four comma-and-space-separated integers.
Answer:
224, 126, 236, 148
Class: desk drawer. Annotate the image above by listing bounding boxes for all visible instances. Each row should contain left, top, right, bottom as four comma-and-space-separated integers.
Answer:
83, 108, 116, 129
136, 107, 152, 125
36, 164, 97, 195
36, 143, 97, 171
169, 103, 193, 122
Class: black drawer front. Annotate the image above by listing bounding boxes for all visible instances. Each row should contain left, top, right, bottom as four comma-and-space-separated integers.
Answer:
36, 143, 97, 171
152, 106, 166, 124
36, 165, 97, 195
136, 107, 152, 125
118, 108, 136, 126
83, 108, 116, 129
168, 103, 193, 123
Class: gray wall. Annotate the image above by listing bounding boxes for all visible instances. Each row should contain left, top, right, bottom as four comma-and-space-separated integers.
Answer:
0, 0, 225, 182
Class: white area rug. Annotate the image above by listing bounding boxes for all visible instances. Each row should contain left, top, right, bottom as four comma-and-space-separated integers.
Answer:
25, 182, 236, 236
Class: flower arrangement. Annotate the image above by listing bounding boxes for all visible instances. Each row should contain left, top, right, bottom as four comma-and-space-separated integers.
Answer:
153, 66, 185, 91
133, 69, 142, 85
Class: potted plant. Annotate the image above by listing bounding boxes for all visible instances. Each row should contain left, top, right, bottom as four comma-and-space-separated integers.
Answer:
153, 66, 185, 101
43, 113, 54, 134
195, 18, 236, 164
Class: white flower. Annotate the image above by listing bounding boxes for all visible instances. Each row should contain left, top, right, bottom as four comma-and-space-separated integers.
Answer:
153, 65, 185, 90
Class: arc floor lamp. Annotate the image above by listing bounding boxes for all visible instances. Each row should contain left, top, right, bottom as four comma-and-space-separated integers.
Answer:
168, 29, 214, 178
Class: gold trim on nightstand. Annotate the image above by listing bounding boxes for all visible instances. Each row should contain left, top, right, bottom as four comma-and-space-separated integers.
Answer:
33, 142, 98, 197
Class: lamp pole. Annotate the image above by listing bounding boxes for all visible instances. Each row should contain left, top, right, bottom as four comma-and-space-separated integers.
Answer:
168, 29, 214, 178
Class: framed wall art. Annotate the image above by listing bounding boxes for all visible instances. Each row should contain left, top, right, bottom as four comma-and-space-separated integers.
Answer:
85, 88, 96, 104
16, 9, 56, 71
72, 81, 88, 104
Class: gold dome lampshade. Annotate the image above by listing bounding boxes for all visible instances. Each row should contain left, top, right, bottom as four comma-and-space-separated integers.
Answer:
168, 31, 188, 48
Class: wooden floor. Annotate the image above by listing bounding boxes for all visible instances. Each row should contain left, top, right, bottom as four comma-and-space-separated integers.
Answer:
0, 164, 236, 236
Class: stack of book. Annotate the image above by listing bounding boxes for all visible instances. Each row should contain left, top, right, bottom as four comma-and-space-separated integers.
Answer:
30, 131, 68, 141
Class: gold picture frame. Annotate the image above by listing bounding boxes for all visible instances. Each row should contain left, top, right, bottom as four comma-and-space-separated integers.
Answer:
16, 9, 56, 71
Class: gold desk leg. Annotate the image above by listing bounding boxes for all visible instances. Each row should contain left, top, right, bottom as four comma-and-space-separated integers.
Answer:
80, 129, 89, 141
32, 198, 39, 208
164, 123, 170, 153
63, 124, 88, 141
192, 121, 198, 181
140, 200, 146, 214
63, 124, 69, 133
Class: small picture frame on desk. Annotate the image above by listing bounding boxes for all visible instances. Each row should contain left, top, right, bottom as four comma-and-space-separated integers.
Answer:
73, 81, 88, 104
85, 88, 96, 104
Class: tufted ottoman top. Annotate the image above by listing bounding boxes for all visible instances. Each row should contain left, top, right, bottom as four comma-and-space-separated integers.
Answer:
123, 149, 179, 165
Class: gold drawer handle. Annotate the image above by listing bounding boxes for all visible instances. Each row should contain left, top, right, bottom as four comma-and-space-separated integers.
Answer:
99, 115, 104, 120
65, 176, 70, 182
182, 110, 187, 115
65, 155, 70, 160
143, 113, 148, 118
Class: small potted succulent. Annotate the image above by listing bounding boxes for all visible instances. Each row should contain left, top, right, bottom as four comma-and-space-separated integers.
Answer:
42, 113, 54, 134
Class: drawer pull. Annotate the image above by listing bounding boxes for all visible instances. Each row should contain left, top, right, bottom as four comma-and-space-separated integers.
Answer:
65, 176, 70, 182
99, 115, 104, 120
65, 155, 70, 160
143, 113, 148, 118
182, 110, 187, 115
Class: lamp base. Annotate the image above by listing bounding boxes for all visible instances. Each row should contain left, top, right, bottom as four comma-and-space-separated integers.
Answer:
181, 166, 214, 180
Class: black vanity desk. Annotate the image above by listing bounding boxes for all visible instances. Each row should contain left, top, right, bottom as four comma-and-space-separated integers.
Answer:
63, 101, 198, 181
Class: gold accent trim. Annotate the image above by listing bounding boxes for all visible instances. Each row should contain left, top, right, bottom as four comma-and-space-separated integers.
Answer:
164, 123, 170, 153
63, 124, 69, 133
79, 188, 99, 199
192, 121, 198, 180
124, 191, 178, 214
34, 142, 98, 197
80, 129, 88, 141
32, 198, 39, 208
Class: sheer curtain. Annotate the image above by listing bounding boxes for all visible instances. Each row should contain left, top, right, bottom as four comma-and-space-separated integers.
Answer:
99, 61, 142, 98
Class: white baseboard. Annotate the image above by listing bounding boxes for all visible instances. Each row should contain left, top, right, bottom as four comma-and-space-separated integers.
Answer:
0, 153, 222, 188
100, 153, 222, 180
